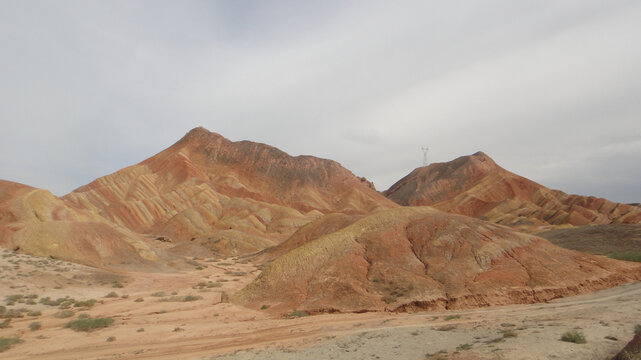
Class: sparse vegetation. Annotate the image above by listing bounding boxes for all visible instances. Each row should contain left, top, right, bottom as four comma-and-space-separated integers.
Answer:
225, 271, 246, 277
158, 295, 202, 302
444, 315, 461, 321
380, 281, 414, 303
53, 310, 75, 318
560, 330, 587, 344
73, 299, 96, 308
29, 321, 41, 331
64, 316, 114, 332
287, 310, 309, 318
0, 318, 11, 328
608, 252, 641, 262
150, 291, 166, 297
0, 337, 22, 353
502, 330, 518, 338
27, 310, 41, 317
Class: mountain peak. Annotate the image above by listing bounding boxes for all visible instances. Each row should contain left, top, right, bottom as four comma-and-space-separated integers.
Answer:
178, 126, 224, 145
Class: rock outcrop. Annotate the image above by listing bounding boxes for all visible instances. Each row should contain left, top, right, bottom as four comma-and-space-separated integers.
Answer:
233, 207, 641, 313
384, 152, 641, 230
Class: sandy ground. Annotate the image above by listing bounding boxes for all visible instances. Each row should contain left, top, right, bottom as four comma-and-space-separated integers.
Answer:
1, 247, 639, 360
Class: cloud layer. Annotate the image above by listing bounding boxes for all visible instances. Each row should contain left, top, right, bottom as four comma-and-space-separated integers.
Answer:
1, 0, 640, 202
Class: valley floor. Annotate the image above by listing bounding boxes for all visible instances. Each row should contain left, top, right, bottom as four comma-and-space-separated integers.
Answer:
1, 248, 639, 360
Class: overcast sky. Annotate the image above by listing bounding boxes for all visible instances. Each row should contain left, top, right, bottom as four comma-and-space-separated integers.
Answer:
1, 1, 640, 203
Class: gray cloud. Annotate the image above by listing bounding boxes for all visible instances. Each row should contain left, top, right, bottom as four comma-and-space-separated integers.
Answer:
1, 0, 640, 203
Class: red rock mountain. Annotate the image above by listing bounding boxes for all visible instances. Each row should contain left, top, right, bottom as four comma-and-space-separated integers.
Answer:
384, 152, 641, 230
234, 207, 641, 313
0, 127, 396, 265
0, 180, 164, 268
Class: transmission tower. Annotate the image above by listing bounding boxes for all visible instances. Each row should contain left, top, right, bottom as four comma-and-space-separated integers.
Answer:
421, 146, 429, 166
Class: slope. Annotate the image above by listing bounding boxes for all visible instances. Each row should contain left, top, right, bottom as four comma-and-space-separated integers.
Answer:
233, 207, 641, 313
384, 152, 641, 230
62, 127, 396, 254
0, 180, 163, 268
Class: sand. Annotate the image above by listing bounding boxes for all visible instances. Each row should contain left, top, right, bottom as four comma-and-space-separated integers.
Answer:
1, 247, 639, 360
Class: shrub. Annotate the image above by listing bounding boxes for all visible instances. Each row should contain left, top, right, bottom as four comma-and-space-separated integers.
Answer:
0, 318, 11, 328
27, 310, 41, 317
150, 292, 166, 297
39, 296, 71, 307
29, 322, 41, 331
73, 299, 96, 308
137, 328, 144, 332
260, 304, 270, 310
560, 330, 586, 344
54, 310, 75, 318
288, 310, 309, 318
106, 336, 116, 342
0, 337, 22, 353
134, 298, 144, 302
64, 317, 114, 332
445, 315, 461, 321
502, 330, 518, 338
635, 324, 641, 334
158, 295, 202, 302
112, 282, 124, 288
104, 292, 119, 298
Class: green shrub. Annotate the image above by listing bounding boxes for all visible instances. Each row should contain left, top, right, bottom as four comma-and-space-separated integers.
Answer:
0, 337, 22, 353
288, 310, 309, 318
53, 310, 75, 318
64, 317, 114, 332
635, 324, 641, 334
608, 252, 641, 262
158, 295, 202, 302
73, 299, 96, 308
39, 296, 69, 306
260, 304, 270, 310
4, 294, 23, 303
560, 330, 586, 344
29, 322, 41, 331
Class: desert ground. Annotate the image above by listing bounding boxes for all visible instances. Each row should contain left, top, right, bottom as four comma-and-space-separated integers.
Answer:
1, 247, 639, 360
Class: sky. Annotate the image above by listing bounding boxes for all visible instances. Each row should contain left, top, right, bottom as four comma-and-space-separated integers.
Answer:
1, 1, 640, 203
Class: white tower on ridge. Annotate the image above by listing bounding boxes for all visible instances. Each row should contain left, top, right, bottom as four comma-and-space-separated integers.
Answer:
422, 146, 429, 166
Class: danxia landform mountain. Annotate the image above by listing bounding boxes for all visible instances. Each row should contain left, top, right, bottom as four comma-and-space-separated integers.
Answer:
384, 151, 641, 231
0, 127, 395, 267
234, 207, 641, 313
1, 127, 640, 317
